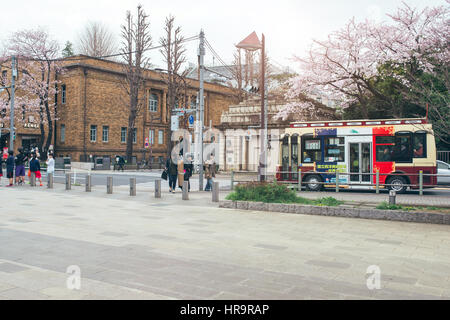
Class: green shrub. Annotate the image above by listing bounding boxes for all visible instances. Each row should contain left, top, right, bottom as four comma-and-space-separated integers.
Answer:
226, 182, 342, 206
376, 202, 416, 211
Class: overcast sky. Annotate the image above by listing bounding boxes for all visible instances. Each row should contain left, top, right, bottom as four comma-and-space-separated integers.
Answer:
0, 0, 445, 71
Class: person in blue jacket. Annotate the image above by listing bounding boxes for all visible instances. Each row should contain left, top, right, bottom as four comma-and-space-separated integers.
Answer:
29, 153, 43, 186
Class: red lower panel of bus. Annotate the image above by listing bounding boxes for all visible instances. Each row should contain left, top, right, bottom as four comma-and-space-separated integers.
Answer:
393, 166, 437, 188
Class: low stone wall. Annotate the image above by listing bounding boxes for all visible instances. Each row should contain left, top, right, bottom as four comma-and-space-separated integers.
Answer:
71, 162, 94, 170
219, 201, 450, 225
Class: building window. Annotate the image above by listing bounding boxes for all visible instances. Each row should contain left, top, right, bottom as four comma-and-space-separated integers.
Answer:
90, 125, 97, 142
61, 84, 66, 104
149, 93, 158, 112
102, 126, 109, 142
121, 127, 127, 143
133, 128, 137, 144
61, 124, 65, 142
158, 130, 164, 145
149, 129, 154, 145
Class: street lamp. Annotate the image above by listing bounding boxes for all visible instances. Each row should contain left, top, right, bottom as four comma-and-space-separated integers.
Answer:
236, 32, 267, 181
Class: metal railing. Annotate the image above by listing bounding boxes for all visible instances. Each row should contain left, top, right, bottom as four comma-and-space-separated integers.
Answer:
230, 169, 450, 195
437, 151, 450, 164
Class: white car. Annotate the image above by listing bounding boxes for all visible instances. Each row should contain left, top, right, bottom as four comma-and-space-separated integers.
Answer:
437, 160, 450, 185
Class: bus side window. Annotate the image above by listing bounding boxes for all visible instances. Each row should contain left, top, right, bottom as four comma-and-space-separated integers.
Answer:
413, 131, 427, 158
393, 132, 412, 163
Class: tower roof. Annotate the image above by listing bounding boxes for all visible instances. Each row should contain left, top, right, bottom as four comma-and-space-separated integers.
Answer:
236, 31, 261, 50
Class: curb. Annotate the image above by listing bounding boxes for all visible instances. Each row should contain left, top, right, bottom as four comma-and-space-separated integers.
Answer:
218, 201, 450, 225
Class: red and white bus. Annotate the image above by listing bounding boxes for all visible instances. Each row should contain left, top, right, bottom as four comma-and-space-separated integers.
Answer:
276, 118, 437, 193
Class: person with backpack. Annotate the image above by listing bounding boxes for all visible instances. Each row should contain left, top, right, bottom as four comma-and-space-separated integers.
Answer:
29, 153, 43, 186
6, 150, 15, 187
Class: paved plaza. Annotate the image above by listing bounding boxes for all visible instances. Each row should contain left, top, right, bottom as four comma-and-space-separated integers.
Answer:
0, 183, 449, 300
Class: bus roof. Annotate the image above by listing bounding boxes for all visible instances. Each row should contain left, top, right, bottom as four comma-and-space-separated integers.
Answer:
289, 118, 428, 128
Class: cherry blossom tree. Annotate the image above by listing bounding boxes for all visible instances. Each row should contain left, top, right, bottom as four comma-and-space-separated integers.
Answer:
279, 2, 449, 145
4, 28, 64, 155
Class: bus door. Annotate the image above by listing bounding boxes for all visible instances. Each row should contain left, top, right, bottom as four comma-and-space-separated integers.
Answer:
349, 142, 372, 184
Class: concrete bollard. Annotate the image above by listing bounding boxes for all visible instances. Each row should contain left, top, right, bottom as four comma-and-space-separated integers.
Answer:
335, 170, 339, 193
130, 177, 136, 196
30, 172, 36, 187
155, 179, 161, 198
389, 190, 396, 205
419, 170, 423, 196
212, 181, 219, 202
182, 181, 189, 200
376, 170, 380, 194
85, 174, 92, 192
107, 176, 113, 194
65, 173, 71, 190
47, 172, 53, 189
230, 171, 234, 190
298, 169, 302, 192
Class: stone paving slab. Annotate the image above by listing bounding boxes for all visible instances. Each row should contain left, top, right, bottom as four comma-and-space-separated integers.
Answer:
0, 186, 449, 299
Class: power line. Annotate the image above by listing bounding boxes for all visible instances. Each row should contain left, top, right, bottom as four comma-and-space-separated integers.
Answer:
204, 38, 235, 75
6, 35, 199, 63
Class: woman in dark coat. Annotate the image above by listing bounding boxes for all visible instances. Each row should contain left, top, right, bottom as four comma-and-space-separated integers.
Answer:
165, 156, 178, 193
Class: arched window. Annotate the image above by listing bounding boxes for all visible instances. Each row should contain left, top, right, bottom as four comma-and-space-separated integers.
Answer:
149, 93, 158, 112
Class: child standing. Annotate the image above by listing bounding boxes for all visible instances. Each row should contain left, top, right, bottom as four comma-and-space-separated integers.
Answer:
6, 150, 15, 187
30, 153, 43, 186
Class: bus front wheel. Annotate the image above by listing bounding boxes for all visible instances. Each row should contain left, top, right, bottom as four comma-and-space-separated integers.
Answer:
386, 176, 408, 194
305, 175, 323, 191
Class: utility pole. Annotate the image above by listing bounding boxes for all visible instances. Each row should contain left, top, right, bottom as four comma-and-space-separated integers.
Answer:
259, 34, 266, 182
198, 29, 205, 191
9, 56, 16, 152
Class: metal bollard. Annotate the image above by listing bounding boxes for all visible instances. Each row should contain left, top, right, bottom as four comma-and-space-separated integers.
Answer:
65, 173, 71, 190
335, 170, 339, 193
212, 181, 219, 202
389, 190, 396, 205
419, 170, 423, 196
298, 169, 302, 192
230, 171, 234, 190
30, 172, 36, 187
47, 172, 53, 189
376, 170, 380, 194
107, 176, 113, 194
182, 181, 189, 200
85, 174, 92, 192
130, 177, 136, 196
155, 179, 161, 198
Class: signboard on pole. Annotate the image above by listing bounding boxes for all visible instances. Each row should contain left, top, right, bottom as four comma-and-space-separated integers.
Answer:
188, 115, 194, 128
171, 115, 179, 131
144, 137, 149, 149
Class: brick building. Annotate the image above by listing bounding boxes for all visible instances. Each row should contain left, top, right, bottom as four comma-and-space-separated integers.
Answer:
49, 55, 238, 166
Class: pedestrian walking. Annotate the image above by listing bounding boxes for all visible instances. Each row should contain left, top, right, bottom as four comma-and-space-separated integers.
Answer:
30, 153, 43, 186
165, 156, 178, 193
184, 154, 193, 192
204, 154, 216, 192
0, 156, 3, 186
14, 147, 28, 185
6, 150, 15, 187
118, 156, 125, 172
